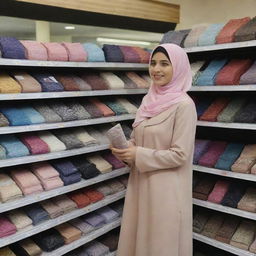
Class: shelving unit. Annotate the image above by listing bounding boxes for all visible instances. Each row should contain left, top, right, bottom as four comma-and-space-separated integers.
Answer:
197, 121, 256, 130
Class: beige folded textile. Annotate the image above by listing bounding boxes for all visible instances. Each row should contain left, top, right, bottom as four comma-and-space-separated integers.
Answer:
52, 195, 77, 213
201, 213, 224, 238
40, 200, 64, 218
20, 238, 42, 256
73, 128, 97, 146
7, 209, 33, 230
86, 155, 112, 173
55, 223, 82, 244
0, 72, 22, 93
100, 72, 125, 89
237, 187, 256, 212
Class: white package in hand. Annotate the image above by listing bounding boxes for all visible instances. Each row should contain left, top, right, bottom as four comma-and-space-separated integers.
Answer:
106, 123, 128, 149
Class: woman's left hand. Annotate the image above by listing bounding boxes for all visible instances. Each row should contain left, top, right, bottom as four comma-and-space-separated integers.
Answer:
110, 145, 137, 164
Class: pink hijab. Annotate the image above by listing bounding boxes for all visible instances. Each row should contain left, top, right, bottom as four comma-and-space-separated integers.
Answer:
132, 43, 192, 128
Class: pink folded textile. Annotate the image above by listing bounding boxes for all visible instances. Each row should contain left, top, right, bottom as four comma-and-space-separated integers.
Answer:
19, 134, 50, 155
20, 40, 48, 60
61, 42, 87, 62
42, 42, 68, 61
198, 141, 228, 168
0, 215, 17, 238
119, 46, 140, 63
132, 47, 150, 63
207, 180, 230, 204
126, 72, 149, 88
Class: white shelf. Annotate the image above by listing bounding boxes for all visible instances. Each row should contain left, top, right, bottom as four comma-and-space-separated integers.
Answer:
185, 40, 256, 53
193, 165, 256, 182
41, 219, 121, 256
0, 59, 148, 70
0, 191, 125, 248
0, 167, 129, 213
0, 114, 136, 134
0, 89, 148, 100
0, 144, 109, 168
193, 198, 256, 221
197, 121, 256, 130
190, 85, 256, 91
193, 233, 255, 256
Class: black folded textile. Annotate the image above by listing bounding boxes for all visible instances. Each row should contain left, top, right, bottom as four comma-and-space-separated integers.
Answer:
72, 157, 101, 179
54, 130, 84, 149
0, 37, 26, 59
233, 101, 256, 123
24, 203, 49, 225
99, 232, 119, 251
33, 229, 65, 252
102, 44, 124, 62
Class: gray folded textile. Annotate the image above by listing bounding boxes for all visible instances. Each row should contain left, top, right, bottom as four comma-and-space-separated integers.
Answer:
95, 183, 114, 196
83, 241, 110, 256
67, 101, 91, 120
48, 102, 78, 121
83, 212, 105, 228
54, 130, 84, 149
33, 103, 62, 123
240, 61, 256, 84
86, 127, 108, 145
105, 179, 125, 193
69, 218, 95, 234
106, 123, 128, 149
96, 206, 119, 223
160, 29, 190, 47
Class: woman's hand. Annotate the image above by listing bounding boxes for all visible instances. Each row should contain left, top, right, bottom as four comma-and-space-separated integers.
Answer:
110, 145, 137, 165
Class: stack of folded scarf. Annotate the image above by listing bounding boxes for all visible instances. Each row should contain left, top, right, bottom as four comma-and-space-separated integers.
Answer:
237, 187, 256, 212
83, 43, 106, 62
183, 24, 209, 47
101, 151, 126, 169
55, 223, 82, 244
96, 206, 119, 223
48, 102, 78, 121
160, 29, 190, 47
116, 98, 138, 114
81, 72, 109, 90
201, 213, 224, 238
0, 246, 16, 256
102, 44, 124, 62
95, 182, 114, 196
100, 72, 125, 89
33, 103, 62, 123
193, 210, 210, 233
66, 101, 91, 120
0, 36, 26, 59
40, 200, 64, 219
0, 72, 22, 93
54, 74, 81, 91
239, 60, 256, 84
193, 139, 211, 164
193, 178, 216, 200
51, 195, 77, 214
6, 209, 33, 230
20, 40, 48, 60
198, 24, 225, 46
83, 188, 104, 203
207, 180, 230, 204
0, 112, 9, 127
10, 238, 42, 256
68, 190, 91, 208
115, 72, 138, 89
54, 130, 84, 149
72, 75, 92, 90
82, 212, 105, 229
42, 42, 68, 61
86, 155, 112, 173
119, 46, 140, 63
132, 46, 150, 63
24, 203, 49, 225
69, 217, 95, 234
104, 179, 125, 193
87, 127, 109, 145
234, 16, 256, 42
72, 128, 97, 147
99, 231, 120, 252
0, 215, 17, 237
61, 42, 87, 62
233, 101, 256, 123
102, 99, 128, 115
89, 98, 115, 117
83, 240, 110, 255
125, 72, 149, 88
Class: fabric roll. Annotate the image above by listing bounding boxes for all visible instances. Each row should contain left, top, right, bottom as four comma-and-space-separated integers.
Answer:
99, 232, 119, 252
55, 223, 82, 244
196, 59, 228, 86
83, 241, 110, 255
0, 113, 9, 127
83, 43, 106, 62
100, 72, 125, 89
237, 187, 256, 212
88, 98, 115, 117
0, 173, 22, 202
11, 238, 42, 256
101, 151, 126, 169
102, 99, 129, 115
125, 72, 149, 88
201, 213, 224, 238
19, 134, 50, 155
42, 42, 68, 61
119, 46, 140, 63
0, 72, 22, 93
239, 60, 256, 84
193, 210, 210, 233
102, 44, 124, 62
61, 42, 87, 62
72, 75, 92, 90
215, 215, 240, 244
0, 215, 17, 238
32, 73, 64, 92
216, 17, 251, 44
83, 212, 105, 228
215, 59, 252, 85
66, 102, 91, 120
221, 182, 246, 208
33, 103, 62, 123
230, 220, 256, 250
215, 143, 244, 171
233, 101, 256, 123
87, 127, 108, 145
80, 100, 103, 118
52, 195, 77, 213
86, 155, 112, 173
231, 144, 256, 173
183, 24, 209, 48
24, 203, 49, 225
20, 40, 48, 60
198, 141, 228, 168
96, 206, 119, 223
32, 229, 65, 252
95, 183, 114, 196
207, 180, 230, 204
0, 37, 26, 59
217, 98, 247, 123
195, 97, 214, 118
54, 130, 84, 149
83, 189, 104, 203
234, 16, 256, 42
7, 209, 33, 230
115, 73, 138, 89
193, 178, 216, 200
198, 24, 225, 46
160, 29, 190, 47
199, 97, 230, 121
0, 134, 29, 158
104, 179, 125, 193
72, 128, 97, 147
132, 47, 150, 63
193, 139, 211, 164
116, 98, 138, 114
12, 71, 42, 92
54, 74, 80, 91
80, 73, 109, 90
0, 247, 16, 256
68, 191, 91, 208
48, 102, 78, 121
40, 200, 64, 219
38, 131, 66, 152
72, 157, 101, 179
69, 218, 95, 234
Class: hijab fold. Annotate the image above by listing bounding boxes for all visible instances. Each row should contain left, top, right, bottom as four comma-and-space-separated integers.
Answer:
132, 43, 192, 127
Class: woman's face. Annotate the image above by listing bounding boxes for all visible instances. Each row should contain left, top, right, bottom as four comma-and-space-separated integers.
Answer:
149, 52, 173, 87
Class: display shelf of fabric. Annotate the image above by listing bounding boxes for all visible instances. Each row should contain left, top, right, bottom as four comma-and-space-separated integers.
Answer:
197, 121, 256, 130
0, 190, 125, 248
190, 85, 256, 92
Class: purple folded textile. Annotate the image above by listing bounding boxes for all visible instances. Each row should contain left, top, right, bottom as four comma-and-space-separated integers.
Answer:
0, 37, 26, 59
119, 46, 140, 63
96, 206, 119, 223
102, 44, 124, 62
193, 139, 211, 164
83, 212, 105, 228
0, 215, 17, 238
239, 61, 256, 84
101, 151, 126, 169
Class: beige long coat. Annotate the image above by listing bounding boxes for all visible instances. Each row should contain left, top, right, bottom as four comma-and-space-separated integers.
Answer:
117, 95, 197, 256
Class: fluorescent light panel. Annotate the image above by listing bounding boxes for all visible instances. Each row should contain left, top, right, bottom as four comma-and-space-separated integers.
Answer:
65, 26, 75, 30
96, 37, 151, 46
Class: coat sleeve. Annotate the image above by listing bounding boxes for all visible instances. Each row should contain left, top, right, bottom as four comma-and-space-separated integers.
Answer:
135, 100, 197, 173
128, 130, 136, 146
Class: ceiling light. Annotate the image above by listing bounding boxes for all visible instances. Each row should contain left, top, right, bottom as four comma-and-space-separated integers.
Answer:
96, 37, 151, 46
65, 26, 75, 30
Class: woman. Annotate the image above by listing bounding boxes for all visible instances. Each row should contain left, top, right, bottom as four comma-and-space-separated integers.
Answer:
111, 43, 197, 256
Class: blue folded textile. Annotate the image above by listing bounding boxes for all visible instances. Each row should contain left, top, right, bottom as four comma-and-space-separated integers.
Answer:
0, 37, 26, 59
20, 107, 45, 124
83, 43, 106, 62
59, 172, 81, 185
32, 73, 64, 92
24, 203, 49, 225
0, 107, 32, 126
214, 143, 245, 171
0, 134, 29, 158
102, 44, 124, 62
198, 24, 225, 46
51, 160, 78, 176
196, 59, 228, 86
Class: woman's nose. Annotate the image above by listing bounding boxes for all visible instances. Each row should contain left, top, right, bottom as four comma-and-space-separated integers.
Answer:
153, 63, 161, 72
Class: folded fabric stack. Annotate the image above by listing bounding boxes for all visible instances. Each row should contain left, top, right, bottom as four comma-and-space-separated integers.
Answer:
81, 72, 109, 90
69, 217, 95, 234
237, 187, 256, 212
10, 238, 42, 256
68, 190, 91, 208
86, 155, 112, 173
55, 223, 82, 244
54, 74, 81, 91
99, 230, 120, 252
96, 206, 119, 223
0, 247, 16, 256
83, 240, 110, 255
40, 200, 64, 219
201, 213, 225, 238
105, 179, 126, 193
193, 178, 217, 200
83, 43, 106, 62
33, 103, 62, 123
160, 29, 191, 47
82, 212, 105, 229
83, 188, 104, 203
125, 71, 149, 88
240, 61, 256, 84
51, 195, 77, 214
0, 215, 17, 237
193, 210, 210, 233
119, 45, 140, 63
234, 16, 256, 42
42, 42, 68, 61
24, 203, 49, 225
54, 130, 84, 149
20, 40, 48, 60
0, 36, 26, 59
100, 72, 125, 89
0, 72, 22, 93
198, 24, 225, 46
89, 98, 115, 117
61, 42, 87, 62
101, 151, 126, 169
7, 209, 33, 230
